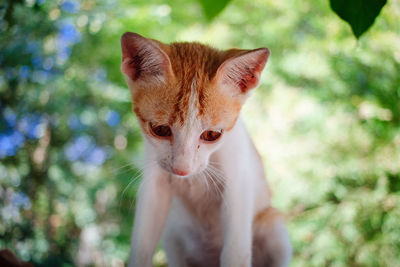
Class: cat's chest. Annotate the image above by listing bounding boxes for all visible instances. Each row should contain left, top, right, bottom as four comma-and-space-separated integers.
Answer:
171, 176, 225, 229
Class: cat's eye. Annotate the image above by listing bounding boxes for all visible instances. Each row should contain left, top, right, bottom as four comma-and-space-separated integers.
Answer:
149, 123, 172, 138
200, 130, 223, 142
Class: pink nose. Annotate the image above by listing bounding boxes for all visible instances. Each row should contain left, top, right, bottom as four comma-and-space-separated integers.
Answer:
172, 168, 189, 176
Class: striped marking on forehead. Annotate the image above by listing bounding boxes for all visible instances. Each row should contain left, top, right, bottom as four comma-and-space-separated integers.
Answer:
169, 76, 201, 127
160, 43, 245, 129
167, 42, 222, 126
126, 40, 253, 132
186, 77, 199, 126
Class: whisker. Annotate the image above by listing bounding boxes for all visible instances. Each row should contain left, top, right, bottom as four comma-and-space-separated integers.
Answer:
204, 169, 221, 198
207, 169, 222, 196
129, 161, 159, 209
112, 161, 137, 175
201, 170, 211, 195
202, 170, 213, 196
121, 168, 143, 197
207, 165, 225, 185
208, 161, 225, 169
130, 172, 153, 210
112, 153, 159, 176
205, 166, 229, 208
119, 168, 143, 208
119, 160, 158, 210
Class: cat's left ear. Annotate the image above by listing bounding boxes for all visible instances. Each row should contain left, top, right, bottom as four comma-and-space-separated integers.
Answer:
214, 48, 270, 95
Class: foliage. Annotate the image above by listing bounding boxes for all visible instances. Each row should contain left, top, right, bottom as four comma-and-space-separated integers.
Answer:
197, 0, 231, 21
0, 0, 140, 265
199, 0, 388, 38
0, 0, 399, 266
330, 0, 387, 38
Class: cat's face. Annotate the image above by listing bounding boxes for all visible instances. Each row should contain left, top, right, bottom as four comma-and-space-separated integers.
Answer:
121, 32, 269, 178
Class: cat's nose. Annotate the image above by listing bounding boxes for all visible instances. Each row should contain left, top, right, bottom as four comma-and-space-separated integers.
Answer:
172, 168, 189, 177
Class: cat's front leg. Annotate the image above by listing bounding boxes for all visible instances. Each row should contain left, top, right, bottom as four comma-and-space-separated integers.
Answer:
128, 165, 172, 267
220, 170, 254, 267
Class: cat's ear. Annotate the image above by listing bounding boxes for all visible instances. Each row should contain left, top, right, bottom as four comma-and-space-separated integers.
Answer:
120, 32, 173, 84
214, 48, 270, 95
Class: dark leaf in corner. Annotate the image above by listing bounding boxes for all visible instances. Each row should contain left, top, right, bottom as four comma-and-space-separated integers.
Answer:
330, 0, 387, 38
198, 0, 231, 21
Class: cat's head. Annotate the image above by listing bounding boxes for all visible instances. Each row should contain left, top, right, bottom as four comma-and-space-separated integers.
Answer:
121, 32, 269, 178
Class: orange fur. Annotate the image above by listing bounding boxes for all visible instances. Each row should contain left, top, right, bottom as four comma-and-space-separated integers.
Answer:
252, 208, 290, 267
121, 32, 264, 132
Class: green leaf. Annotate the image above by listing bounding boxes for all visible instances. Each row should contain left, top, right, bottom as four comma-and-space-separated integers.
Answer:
330, 0, 387, 38
198, 0, 231, 21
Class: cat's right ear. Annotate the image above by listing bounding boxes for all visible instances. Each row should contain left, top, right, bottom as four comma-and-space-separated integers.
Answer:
120, 32, 173, 85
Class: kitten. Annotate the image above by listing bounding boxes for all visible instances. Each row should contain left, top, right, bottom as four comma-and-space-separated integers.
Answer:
120, 32, 292, 267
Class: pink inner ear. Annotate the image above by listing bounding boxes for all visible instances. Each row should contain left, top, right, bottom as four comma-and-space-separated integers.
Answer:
219, 48, 270, 93
123, 50, 163, 81
121, 55, 141, 81
237, 65, 263, 93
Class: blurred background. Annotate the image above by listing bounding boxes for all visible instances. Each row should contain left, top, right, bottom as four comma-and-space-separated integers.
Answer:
0, 0, 399, 266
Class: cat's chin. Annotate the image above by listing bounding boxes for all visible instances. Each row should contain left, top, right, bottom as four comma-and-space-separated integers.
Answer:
171, 166, 208, 179
164, 167, 205, 179
171, 173, 191, 179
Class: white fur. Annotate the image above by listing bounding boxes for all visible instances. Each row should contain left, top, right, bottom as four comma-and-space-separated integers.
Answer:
128, 112, 291, 266
127, 58, 290, 267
